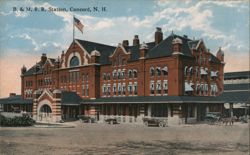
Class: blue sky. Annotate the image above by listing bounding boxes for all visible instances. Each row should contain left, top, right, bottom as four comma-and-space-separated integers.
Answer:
0, 0, 249, 97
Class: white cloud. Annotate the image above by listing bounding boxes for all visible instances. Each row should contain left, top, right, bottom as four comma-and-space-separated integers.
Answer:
0, 11, 12, 16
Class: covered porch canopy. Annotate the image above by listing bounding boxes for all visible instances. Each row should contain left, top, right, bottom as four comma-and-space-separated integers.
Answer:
0, 95, 33, 112
81, 96, 224, 104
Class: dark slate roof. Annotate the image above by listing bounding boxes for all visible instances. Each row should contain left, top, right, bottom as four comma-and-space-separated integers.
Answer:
0, 95, 32, 104
23, 58, 56, 76
188, 40, 199, 49
224, 71, 250, 80
76, 39, 116, 65
61, 91, 81, 105
147, 34, 193, 59
81, 96, 223, 104
217, 91, 249, 102
125, 42, 156, 62
224, 83, 250, 91
209, 54, 221, 63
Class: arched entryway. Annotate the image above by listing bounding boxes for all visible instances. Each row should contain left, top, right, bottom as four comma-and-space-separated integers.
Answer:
38, 104, 52, 122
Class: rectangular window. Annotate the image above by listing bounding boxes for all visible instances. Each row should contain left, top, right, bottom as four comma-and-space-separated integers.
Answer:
157, 82, 161, 94
128, 85, 133, 95
150, 81, 154, 95
107, 86, 111, 96
134, 83, 138, 95
118, 84, 121, 95
122, 85, 126, 95
163, 80, 168, 95
113, 85, 116, 96
86, 85, 89, 96
82, 85, 85, 96
102, 85, 106, 96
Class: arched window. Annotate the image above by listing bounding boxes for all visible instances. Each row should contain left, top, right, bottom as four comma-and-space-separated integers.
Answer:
40, 104, 52, 113
150, 67, 154, 76
184, 66, 188, 77
162, 66, 168, 76
133, 70, 137, 78
189, 67, 193, 76
70, 56, 80, 67
156, 67, 161, 76
128, 70, 133, 78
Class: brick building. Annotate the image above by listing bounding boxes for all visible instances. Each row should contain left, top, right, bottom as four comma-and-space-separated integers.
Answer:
1, 28, 226, 124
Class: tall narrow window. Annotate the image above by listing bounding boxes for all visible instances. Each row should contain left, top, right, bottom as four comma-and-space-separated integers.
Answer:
128, 70, 133, 79
150, 67, 154, 77
134, 82, 138, 95
163, 80, 168, 95
113, 84, 117, 96
150, 81, 154, 95
86, 85, 89, 96
133, 70, 138, 78
156, 81, 161, 94
156, 67, 161, 76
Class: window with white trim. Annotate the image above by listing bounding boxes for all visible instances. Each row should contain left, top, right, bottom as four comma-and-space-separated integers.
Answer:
134, 82, 138, 95
150, 67, 154, 77
118, 83, 122, 95
156, 80, 161, 94
133, 70, 137, 78
128, 83, 133, 95
156, 67, 161, 76
122, 84, 126, 95
150, 81, 154, 95
163, 80, 168, 95
128, 70, 133, 79
113, 84, 117, 96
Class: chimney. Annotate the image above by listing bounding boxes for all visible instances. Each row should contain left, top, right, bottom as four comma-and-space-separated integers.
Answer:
139, 42, 148, 59
122, 40, 129, 46
133, 35, 140, 46
155, 27, 163, 45
9, 93, 16, 97
21, 65, 27, 75
41, 53, 47, 64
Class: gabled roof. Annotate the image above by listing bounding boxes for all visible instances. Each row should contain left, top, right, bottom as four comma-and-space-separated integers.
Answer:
146, 34, 193, 59
76, 39, 116, 65
22, 58, 57, 76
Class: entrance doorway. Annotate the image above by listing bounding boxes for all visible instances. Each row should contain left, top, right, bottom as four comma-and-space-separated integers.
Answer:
39, 104, 52, 122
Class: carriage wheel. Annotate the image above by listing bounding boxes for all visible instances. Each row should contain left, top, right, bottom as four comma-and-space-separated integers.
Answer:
144, 121, 148, 126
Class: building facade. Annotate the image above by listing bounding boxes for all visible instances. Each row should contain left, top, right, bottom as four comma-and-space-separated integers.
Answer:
2, 28, 226, 124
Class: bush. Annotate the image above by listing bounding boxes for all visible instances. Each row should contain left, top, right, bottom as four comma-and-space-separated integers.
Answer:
0, 114, 35, 127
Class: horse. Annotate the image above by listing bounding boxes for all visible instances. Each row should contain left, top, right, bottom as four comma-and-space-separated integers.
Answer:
221, 116, 237, 125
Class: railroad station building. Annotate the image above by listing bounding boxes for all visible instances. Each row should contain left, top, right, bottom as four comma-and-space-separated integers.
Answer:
0, 27, 229, 124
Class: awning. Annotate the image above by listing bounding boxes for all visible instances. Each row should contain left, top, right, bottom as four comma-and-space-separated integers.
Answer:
211, 71, 218, 77
200, 68, 208, 75
185, 82, 193, 91
162, 66, 168, 72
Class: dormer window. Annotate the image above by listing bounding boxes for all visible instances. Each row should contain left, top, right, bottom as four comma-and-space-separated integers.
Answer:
70, 56, 79, 67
